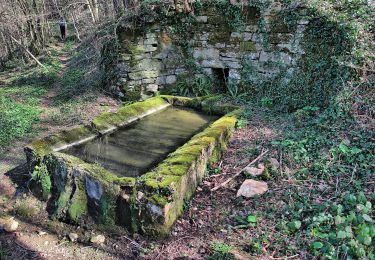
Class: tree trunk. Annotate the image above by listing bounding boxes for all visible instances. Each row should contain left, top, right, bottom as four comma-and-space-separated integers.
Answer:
102, 0, 110, 17
91, 0, 99, 21
71, 11, 81, 42
113, 0, 121, 16
86, 0, 97, 23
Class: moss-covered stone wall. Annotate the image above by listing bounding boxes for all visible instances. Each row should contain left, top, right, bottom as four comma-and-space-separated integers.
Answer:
110, 1, 308, 100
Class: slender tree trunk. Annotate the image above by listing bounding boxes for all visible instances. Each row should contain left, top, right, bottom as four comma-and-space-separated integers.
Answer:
113, 0, 121, 16
71, 11, 81, 41
102, 0, 110, 17
86, 0, 96, 23
91, 0, 99, 21
122, 0, 129, 10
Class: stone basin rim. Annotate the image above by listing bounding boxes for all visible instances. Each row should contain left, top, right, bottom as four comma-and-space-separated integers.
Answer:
24, 95, 242, 236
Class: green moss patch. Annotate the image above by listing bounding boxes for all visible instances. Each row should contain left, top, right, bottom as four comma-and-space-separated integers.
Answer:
160, 95, 202, 109
92, 96, 169, 132
52, 152, 136, 188
240, 41, 256, 52
26, 125, 95, 157
44, 152, 136, 225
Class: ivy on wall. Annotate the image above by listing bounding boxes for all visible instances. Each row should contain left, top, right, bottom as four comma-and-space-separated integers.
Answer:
101, 0, 373, 116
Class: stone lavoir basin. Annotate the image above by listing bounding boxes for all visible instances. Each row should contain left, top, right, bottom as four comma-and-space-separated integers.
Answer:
25, 96, 241, 236
64, 107, 218, 178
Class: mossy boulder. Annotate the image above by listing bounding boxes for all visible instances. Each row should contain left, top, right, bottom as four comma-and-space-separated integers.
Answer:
43, 152, 135, 225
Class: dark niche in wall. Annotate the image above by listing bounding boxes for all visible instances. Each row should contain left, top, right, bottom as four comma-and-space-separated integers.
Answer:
242, 6, 261, 24
212, 68, 229, 92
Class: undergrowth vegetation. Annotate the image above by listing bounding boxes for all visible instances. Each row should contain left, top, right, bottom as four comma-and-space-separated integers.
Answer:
0, 53, 61, 149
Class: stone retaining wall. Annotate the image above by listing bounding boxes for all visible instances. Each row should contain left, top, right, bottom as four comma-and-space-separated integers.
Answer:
111, 1, 308, 99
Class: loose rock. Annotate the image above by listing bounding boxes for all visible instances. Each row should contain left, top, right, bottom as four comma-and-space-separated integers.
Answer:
236, 179, 268, 198
91, 234, 105, 245
269, 158, 280, 168
69, 232, 79, 242
3, 218, 19, 232
243, 163, 265, 177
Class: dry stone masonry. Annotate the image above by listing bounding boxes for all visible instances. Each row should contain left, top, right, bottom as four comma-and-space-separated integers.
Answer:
111, 1, 308, 99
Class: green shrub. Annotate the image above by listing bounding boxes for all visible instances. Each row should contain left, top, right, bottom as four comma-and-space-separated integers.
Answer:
208, 241, 234, 260
0, 97, 41, 147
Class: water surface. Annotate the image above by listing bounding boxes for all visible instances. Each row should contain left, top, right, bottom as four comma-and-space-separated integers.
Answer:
64, 107, 218, 177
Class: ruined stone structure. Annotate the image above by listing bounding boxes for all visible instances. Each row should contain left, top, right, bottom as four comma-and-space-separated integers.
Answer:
111, 1, 308, 99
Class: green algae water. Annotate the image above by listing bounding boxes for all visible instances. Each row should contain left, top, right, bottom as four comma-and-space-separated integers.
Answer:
64, 107, 218, 177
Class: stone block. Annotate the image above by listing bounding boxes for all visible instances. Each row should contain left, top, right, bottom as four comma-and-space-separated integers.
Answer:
224, 61, 242, 69
144, 45, 158, 52
200, 33, 209, 41
201, 59, 224, 68
156, 76, 166, 85
193, 48, 220, 60
131, 59, 161, 72
240, 41, 256, 52
196, 16, 208, 23
142, 78, 156, 84
175, 68, 187, 75
243, 32, 253, 41
220, 52, 238, 58
229, 69, 241, 80
166, 75, 177, 84
129, 71, 159, 80
116, 63, 131, 72
146, 84, 159, 92
220, 56, 238, 62
144, 37, 158, 45
214, 43, 226, 48
203, 68, 212, 75
244, 25, 257, 32
121, 54, 131, 61
127, 80, 142, 86
243, 52, 260, 60
133, 54, 147, 61
146, 33, 157, 39
231, 32, 242, 38
298, 19, 309, 25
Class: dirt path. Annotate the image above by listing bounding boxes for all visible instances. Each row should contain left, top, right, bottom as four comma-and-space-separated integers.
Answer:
40, 42, 70, 109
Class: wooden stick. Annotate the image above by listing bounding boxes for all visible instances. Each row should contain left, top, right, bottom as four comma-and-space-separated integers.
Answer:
10, 36, 46, 68
211, 149, 269, 192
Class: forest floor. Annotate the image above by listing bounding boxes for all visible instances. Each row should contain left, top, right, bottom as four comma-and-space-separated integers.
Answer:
0, 42, 373, 259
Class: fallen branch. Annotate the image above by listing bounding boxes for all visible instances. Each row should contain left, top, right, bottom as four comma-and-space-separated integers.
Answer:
211, 149, 269, 192
122, 235, 143, 249
10, 36, 46, 68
